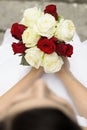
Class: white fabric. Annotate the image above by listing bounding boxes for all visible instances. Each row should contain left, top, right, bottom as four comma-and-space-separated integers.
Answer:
0, 29, 87, 126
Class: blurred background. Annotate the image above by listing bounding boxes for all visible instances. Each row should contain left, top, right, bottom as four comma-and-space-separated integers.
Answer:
0, 0, 87, 44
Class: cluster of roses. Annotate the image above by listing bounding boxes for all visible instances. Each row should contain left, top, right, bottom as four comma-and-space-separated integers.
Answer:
11, 4, 75, 73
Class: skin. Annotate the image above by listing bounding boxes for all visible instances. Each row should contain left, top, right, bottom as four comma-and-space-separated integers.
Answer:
0, 58, 87, 130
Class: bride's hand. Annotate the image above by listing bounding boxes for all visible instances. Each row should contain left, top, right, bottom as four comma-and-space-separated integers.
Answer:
55, 57, 70, 79
29, 67, 44, 78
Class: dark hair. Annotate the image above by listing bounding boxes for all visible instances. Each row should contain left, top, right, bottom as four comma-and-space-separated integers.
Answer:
0, 108, 82, 130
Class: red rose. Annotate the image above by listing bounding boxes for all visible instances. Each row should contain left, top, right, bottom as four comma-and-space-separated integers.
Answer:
56, 43, 67, 56
50, 36, 58, 43
56, 43, 73, 57
12, 42, 26, 54
37, 37, 56, 54
44, 4, 58, 20
66, 44, 73, 57
11, 23, 26, 40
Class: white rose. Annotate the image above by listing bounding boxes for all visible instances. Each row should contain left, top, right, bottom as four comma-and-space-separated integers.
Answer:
42, 52, 64, 73
25, 46, 44, 69
20, 7, 43, 27
55, 19, 75, 41
22, 28, 40, 47
34, 14, 56, 38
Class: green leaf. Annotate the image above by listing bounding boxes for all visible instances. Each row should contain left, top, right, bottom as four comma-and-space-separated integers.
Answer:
20, 55, 30, 66
58, 15, 64, 22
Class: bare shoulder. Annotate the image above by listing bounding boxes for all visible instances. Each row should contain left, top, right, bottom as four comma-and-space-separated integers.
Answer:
82, 127, 87, 130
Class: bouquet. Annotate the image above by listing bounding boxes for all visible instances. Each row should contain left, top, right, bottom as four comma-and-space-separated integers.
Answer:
11, 4, 75, 73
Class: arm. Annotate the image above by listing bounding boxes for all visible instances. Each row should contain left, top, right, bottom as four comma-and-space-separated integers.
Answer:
56, 58, 87, 118
0, 67, 43, 116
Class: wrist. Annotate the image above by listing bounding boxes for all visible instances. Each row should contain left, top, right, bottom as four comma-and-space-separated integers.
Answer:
29, 67, 43, 79
56, 69, 73, 81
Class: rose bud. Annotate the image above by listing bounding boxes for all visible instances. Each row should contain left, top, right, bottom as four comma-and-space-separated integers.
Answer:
12, 42, 27, 54
11, 23, 26, 40
44, 4, 58, 20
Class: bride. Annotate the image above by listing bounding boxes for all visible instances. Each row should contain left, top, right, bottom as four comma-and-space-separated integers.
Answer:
0, 29, 87, 129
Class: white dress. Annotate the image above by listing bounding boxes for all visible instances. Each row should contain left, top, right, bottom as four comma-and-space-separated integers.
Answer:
0, 29, 87, 127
